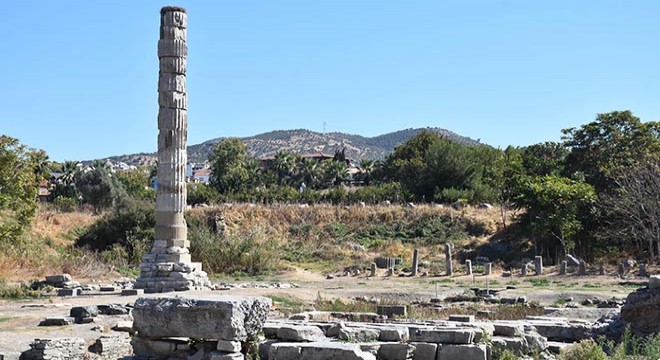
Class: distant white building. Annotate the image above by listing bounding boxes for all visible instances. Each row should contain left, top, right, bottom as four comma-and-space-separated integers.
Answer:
192, 168, 211, 184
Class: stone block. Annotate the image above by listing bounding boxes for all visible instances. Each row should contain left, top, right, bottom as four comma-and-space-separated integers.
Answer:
57, 288, 79, 296
70, 305, 98, 318
158, 39, 187, 58
449, 315, 474, 323
98, 304, 131, 315
46, 274, 72, 284
155, 253, 191, 263
208, 352, 244, 360
131, 336, 190, 359
161, 25, 187, 40
410, 328, 476, 344
338, 327, 380, 342
411, 342, 437, 360
20, 338, 86, 360
158, 91, 188, 110
160, 57, 187, 74
493, 322, 524, 337
379, 327, 410, 342
133, 296, 271, 341
38, 317, 71, 326
217, 340, 242, 353
161, 10, 188, 28
277, 325, 326, 342
89, 334, 132, 359
650, 275, 660, 289
121, 289, 143, 296
112, 321, 134, 333
436, 344, 488, 360
377, 343, 415, 360
268, 342, 377, 360
377, 305, 407, 317
100, 286, 116, 292
159, 73, 186, 92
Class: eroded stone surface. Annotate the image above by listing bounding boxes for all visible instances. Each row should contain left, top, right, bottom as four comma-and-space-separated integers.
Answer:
132, 296, 271, 341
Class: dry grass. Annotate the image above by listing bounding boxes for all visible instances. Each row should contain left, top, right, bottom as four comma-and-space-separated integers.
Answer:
31, 205, 98, 246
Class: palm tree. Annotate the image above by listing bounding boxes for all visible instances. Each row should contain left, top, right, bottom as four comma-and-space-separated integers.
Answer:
358, 159, 375, 186
325, 161, 350, 187
272, 151, 295, 185
60, 161, 79, 186
243, 158, 263, 189
298, 158, 323, 189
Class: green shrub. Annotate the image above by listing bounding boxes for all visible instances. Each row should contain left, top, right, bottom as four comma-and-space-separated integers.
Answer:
0, 278, 47, 299
53, 196, 78, 212
75, 198, 154, 265
559, 339, 607, 360
492, 349, 518, 360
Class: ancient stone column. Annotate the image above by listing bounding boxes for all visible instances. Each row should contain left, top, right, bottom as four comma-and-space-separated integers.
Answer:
465, 260, 472, 276
521, 263, 528, 276
135, 6, 209, 292
599, 264, 606, 276
485, 262, 492, 276
445, 243, 453, 276
411, 249, 419, 277
370, 263, 376, 277
534, 256, 543, 276
618, 262, 626, 276
639, 263, 647, 277
559, 260, 567, 275
578, 260, 586, 276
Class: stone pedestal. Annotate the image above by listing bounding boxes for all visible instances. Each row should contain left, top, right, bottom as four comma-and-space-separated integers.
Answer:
640, 264, 648, 277
578, 260, 586, 276
521, 264, 528, 277
534, 256, 543, 276
370, 263, 376, 277
445, 243, 453, 276
485, 263, 492, 276
559, 260, 567, 275
599, 264, 606, 276
412, 249, 419, 277
465, 260, 472, 276
135, 6, 209, 293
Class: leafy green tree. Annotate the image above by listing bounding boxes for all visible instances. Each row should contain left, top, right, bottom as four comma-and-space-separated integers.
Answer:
0, 136, 46, 241
243, 157, 263, 190
75, 162, 126, 213
385, 131, 442, 200
562, 111, 660, 191
357, 159, 376, 186
515, 175, 596, 260
521, 142, 568, 177
209, 138, 250, 194
484, 146, 524, 227
115, 169, 155, 200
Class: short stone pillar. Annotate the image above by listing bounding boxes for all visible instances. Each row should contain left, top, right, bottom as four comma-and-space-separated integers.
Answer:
618, 262, 626, 276
559, 260, 567, 275
412, 249, 419, 277
578, 260, 586, 276
465, 260, 472, 276
485, 262, 492, 276
534, 256, 543, 276
370, 263, 376, 277
387, 267, 394, 276
639, 263, 647, 277
521, 264, 528, 276
445, 243, 453, 276
599, 264, 606, 276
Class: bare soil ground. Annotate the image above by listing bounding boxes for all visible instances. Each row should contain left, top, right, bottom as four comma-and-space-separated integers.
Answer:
0, 268, 647, 359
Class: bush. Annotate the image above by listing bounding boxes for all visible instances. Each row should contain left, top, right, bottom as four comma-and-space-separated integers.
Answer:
75, 198, 154, 265
188, 223, 280, 275
559, 339, 607, 360
187, 183, 219, 206
53, 196, 78, 213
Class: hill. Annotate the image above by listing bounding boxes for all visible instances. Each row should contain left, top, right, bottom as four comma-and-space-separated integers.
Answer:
105, 127, 481, 165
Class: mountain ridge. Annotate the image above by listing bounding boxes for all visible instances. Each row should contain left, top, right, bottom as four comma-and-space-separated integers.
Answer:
104, 127, 481, 166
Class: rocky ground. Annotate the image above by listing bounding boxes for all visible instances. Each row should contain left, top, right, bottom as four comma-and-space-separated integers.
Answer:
0, 268, 651, 359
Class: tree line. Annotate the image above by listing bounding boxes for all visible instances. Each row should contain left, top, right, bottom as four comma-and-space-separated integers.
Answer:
1, 110, 659, 263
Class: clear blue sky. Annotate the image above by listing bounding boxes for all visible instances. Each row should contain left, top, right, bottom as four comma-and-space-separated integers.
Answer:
2, 1, 659, 161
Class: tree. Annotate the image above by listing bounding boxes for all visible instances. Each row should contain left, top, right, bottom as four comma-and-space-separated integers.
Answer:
484, 146, 524, 227
272, 150, 295, 186
115, 169, 155, 200
600, 158, 660, 263
562, 111, 660, 191
521, 142, 568, 177
385, 131, 442, 200
209, 138, 250, 194
75, 162, 126, 213
515, 175, 596, 261
0, 136, 47, 241
297, 158, 323, 189
357, 159, 375, 186
324, 160, 350, 187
